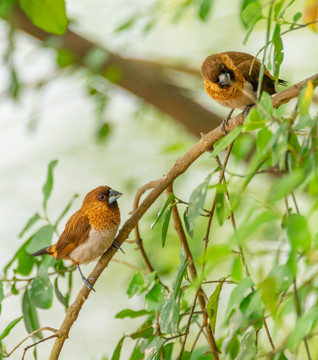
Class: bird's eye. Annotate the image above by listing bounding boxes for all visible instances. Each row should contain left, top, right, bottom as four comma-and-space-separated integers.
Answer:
98, 194, 107, 201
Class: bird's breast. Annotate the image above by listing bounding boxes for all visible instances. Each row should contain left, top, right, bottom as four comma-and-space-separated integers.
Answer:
69, 226, 118, 265
205, 80, 256, 110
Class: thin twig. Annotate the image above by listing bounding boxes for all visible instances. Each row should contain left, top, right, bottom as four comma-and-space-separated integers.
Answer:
4, 327, 59, 358
21, 335, 57, 360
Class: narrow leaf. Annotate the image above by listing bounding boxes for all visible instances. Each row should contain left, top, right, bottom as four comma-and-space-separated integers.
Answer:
18, 213, 41, 238
0, 316, 24, 341
211, 126, 242, 157
22, 289, 42, 339
111, 336, 125, 360
286, 214, 311, 253
144, 337, 165, 360
42, 160, 58, 210
161, 205, 173, 247
115, 309, 152, 319
151, 193, 175, 229
207, 281, 224, 333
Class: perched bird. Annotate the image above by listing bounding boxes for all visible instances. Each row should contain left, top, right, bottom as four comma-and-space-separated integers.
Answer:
31, 186, 122, 291
201, 51, 286, 133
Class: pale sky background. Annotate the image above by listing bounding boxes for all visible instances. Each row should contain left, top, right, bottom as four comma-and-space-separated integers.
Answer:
0, 0, 317, 359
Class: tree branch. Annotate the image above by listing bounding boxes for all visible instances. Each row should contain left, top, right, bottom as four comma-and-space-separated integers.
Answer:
7, 7, 221, 136
48, 73, 318, 359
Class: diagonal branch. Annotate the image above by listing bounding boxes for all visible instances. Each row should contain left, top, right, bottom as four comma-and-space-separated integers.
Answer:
7, 7, 221, 136
49, 73, 318, 359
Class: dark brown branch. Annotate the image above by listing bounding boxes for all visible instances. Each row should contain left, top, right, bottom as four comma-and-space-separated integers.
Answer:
7, 8, 221, 137
48, 73, 318, 359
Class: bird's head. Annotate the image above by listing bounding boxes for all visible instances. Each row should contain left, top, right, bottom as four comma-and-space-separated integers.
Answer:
201, 54, 236, 89
82, 186, 122, 212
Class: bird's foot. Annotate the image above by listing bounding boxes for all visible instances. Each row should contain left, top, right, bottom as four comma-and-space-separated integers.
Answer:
77, 265, 96, 292
112, 240, 125, 254
243, 105, 252, 117
221, 109, 235, 135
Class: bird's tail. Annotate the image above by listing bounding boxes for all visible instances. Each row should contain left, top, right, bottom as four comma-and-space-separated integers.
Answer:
30, 245, 55, 257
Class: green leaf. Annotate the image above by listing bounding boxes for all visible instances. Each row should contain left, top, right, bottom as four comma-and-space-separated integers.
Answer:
293, 11, 302, 23
215, 185, 226, 226
151, 193, 175, 229
286, 214, 311, 253
131, 319, 155, 339
115, 309, 152, 319
273, 0, 285, 19
231, 256, 243, 282
269, 170, 304, 201
144, 337, 165, 360
30, 265, 53, 309
225, 277, 253, 319
211, 126, 242, 157
56, 48, 77, 68
111, 336, 125, 360
296, 81, 314, 129
162, 204, 173, 247
207, 281, 223, 333
239, 291, 263, 328
54, 278, 68, 308
185, 174, 211, 237
267, 265, 293, 292
22, 289, 42, 339
42, 160, 58, 210
237, 330, 257, 360
115, 16, 138, 32
273, 352, 288, 360
255, 127, 272, 157
258, 277, 278, 318
145, 284, 165, 311
164, 343, 173, 360
241, 0, 262, 26
199, 0, 213, 21
159, 291, 179, 334
173, 257, 188, 296
18, 213, 41, 238
19, 0, 68, 35
287, 304, 318, 351
129, 344, 144, 360
97, 122, 111, 141
272, 24, 284, 82
127, 272, 144, 298
25, 225, 55, 254
0, 316, 24, 341
243, 109, 265, 132
231, 133, 254, 160
258, 91, 273, 118
0, 281, 3, 302
0, 0, 16, 18
54, 193, 78, 227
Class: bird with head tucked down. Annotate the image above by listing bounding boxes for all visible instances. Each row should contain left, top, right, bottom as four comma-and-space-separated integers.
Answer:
31, 186, 123, 291
201, 51, 286, 133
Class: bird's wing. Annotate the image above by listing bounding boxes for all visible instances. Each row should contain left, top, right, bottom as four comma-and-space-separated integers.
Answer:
236, 59, 276, 95
55, 211, 91, 261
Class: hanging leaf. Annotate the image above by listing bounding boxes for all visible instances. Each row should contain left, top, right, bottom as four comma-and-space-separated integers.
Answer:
0, 316, 24, 341
207, 281, 224, 333
151, 193, 175, 229
161, 204, 174, 247
42, 160, 58, 211
30, 265, 53, 309
111, 336, 125, 360
19, 0, 68, 35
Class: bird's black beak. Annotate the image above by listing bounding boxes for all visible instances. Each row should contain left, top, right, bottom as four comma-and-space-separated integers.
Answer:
109, 189, 123, 204
219, 73, 232, 86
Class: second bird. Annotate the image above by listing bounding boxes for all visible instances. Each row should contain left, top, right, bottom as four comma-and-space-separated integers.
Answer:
31, 186, 122, 291
201, 51, 286, 133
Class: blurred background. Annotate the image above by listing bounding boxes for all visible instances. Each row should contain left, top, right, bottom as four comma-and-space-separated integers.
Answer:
0, 0, 317, 358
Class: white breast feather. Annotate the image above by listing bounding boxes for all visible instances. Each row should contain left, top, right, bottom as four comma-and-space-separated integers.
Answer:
70, 226, 118, 264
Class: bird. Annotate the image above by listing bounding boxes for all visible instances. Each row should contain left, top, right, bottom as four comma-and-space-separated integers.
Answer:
201, 51, 286, 133
30, 186, 122, 291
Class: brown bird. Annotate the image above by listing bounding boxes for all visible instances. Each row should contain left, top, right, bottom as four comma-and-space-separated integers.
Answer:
31, 186, 122, 291
201, 51, 286, 133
